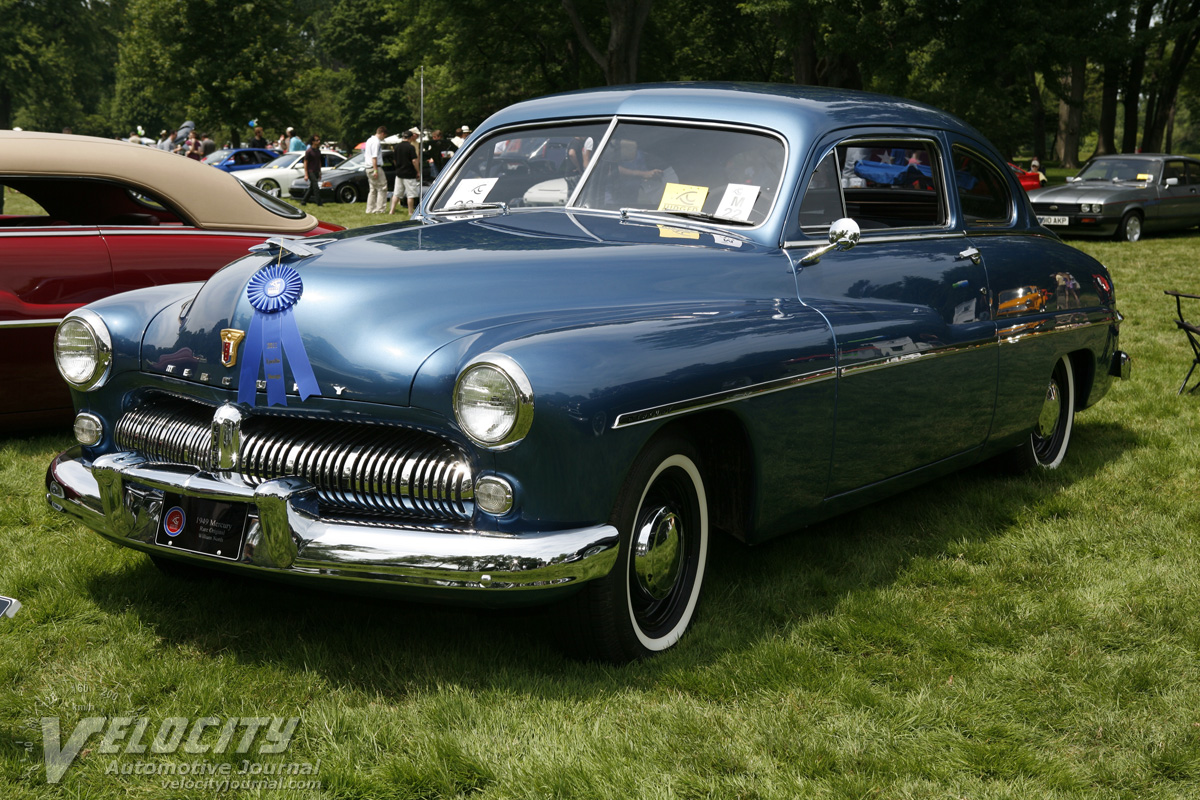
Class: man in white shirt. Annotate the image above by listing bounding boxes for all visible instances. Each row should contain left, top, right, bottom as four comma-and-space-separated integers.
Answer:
364, 126, 389, 213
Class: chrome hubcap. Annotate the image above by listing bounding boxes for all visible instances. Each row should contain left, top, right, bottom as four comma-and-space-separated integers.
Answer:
1126, 217, 1141, 241
1038, 380, 1061, 438
633, 506, 683, 600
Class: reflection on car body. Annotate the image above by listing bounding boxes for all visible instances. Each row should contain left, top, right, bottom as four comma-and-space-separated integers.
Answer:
45, 84, 1128, 662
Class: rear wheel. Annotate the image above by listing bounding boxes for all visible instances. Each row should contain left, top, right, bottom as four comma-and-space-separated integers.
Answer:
563, 436, 709, 662
257, 178, 280, 197
1115, 211, 1142, 242
336, 183, 358, 204
1010, 355, 1076, 471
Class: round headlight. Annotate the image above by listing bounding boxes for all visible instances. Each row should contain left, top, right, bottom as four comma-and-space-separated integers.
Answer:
54, 311, 112, 390
453, 354, 534, 448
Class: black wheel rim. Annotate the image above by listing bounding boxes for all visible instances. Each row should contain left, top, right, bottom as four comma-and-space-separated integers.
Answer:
1032, 361, 1069, 463
628, 466, 701, 637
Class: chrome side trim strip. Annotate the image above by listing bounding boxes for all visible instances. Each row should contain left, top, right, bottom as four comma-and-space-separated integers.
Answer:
612, 367, 836, 429
0, 318, 62, 329
839, 339, 997, 378
0, 230, 99, 238
784, 231, 966, 249
998, 313, 1116, 345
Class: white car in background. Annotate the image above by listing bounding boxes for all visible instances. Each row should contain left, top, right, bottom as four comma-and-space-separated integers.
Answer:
234, 150, 346, 197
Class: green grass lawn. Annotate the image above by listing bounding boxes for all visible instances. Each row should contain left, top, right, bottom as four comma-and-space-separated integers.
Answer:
4, 192, 1200, 797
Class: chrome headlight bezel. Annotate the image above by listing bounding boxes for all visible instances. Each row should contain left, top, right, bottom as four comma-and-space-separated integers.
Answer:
53, 309, 113, 391
453, 353, 534, 449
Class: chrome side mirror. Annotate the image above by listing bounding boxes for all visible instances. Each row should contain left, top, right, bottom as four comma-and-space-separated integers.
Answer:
800, 218, 861, 265
1166, 177, 1179, 186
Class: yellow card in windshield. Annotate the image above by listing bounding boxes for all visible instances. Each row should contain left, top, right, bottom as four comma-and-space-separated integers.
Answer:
1137, 173, 1153, 181
657, 225, 700, 240
658, 183, 709, 213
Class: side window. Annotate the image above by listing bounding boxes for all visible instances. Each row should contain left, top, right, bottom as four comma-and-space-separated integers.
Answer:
1188, 163, 1200, 185
1164, 161, 1185, 184
951, 145, 1014, 225
799, 138, 946, 231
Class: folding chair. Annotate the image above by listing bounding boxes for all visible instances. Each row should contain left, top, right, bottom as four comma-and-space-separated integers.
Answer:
1165, 290, 1200, 393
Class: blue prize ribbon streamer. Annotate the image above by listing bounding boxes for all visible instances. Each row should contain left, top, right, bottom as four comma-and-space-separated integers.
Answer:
237, 264, 322, 407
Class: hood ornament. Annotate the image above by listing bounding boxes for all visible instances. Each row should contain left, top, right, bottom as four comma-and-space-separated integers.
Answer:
247, 237, 328, 260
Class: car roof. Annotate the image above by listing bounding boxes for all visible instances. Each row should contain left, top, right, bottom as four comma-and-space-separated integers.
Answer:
477, 82, 988, 145
0, 131, 320, 234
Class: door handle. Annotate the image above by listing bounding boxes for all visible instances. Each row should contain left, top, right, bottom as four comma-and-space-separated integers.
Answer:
957, 247, 982, 265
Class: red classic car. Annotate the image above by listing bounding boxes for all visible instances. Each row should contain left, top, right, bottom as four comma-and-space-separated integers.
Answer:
0, 131, 342, 431
1009, 162, 1047, 191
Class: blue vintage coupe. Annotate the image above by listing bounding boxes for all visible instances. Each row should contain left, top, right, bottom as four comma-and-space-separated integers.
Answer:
46, 84, 1128, 661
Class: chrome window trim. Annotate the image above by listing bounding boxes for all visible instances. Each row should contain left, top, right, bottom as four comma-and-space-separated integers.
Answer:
612, 366, 836, 429
0, 318, 63, 328
784, 230, 968, 249
951, 142, 1018, 227
794, 135, 953, 240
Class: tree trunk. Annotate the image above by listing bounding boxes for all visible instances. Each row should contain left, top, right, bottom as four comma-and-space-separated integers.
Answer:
1055, 57, 1086, 169
1027, 69, 1046, 160
1141, 0, 1200, 152
1122, 0, 1156, 153
0, 85, 11, 131
1092, 61, 1120, 158
562, 0, 653, 85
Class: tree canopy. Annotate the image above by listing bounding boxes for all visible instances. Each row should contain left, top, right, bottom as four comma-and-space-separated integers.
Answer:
6, 0, 1200, 161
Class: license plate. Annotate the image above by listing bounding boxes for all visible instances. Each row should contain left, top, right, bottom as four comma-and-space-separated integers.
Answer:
1038, 215, 1068, 226
155, 493, 249, 561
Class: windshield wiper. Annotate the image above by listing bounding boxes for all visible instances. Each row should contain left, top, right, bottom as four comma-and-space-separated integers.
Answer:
430, 201, 510, 216
618, 207, 754, 226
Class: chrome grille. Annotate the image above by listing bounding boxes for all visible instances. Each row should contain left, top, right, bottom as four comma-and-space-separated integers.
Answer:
115, 397, 474, 521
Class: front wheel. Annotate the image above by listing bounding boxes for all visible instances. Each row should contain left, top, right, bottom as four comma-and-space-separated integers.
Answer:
336, 183, 359, 204
1010, 355, 1076, 471
257, 178, 280, 197
1115, 211, 1142, 242
563, 436, 709, 662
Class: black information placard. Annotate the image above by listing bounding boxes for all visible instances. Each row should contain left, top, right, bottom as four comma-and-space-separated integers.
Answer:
155, 493, 249, 561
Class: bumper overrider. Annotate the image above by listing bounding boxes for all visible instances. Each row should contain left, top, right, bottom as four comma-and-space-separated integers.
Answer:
46, 447, 618, 600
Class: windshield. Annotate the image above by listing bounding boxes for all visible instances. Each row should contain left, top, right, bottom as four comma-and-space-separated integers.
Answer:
202, 149, 231, 164
264, 153, 302, 170
1076, 159, 1159, 183
337, 153, 365, 171
429, 120, 785, 226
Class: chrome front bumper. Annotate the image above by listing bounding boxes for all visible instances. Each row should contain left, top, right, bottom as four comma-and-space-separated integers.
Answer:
46, 447, 619, 598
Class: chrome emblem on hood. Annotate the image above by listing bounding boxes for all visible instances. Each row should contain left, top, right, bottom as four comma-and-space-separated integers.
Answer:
220, 328, 245, 368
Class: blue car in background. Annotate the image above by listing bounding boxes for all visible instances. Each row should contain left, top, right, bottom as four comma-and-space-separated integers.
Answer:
46, 84, 1129, 662
201, 147, 279, 173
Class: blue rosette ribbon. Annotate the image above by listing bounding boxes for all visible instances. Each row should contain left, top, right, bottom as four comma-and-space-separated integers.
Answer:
237, 264, 321, 407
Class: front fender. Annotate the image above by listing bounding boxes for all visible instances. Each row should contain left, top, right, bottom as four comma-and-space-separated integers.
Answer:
412, 299, 836, 534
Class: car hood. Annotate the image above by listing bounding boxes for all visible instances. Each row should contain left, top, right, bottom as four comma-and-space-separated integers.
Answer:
1028, 181, 1148, 204
140, 211, 765, 407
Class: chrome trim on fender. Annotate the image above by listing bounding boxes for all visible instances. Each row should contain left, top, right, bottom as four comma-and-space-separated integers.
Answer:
612, 366, 836, 429
46, 447, 619, 592
838, 340, 997, 378
998, 312, 1117, 345
0, 318, 62, 328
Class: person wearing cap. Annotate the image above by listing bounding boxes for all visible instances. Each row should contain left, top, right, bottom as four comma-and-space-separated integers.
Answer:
389, 129, 421, 216
288, 127, 304, 152
451, 125, 470, 148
